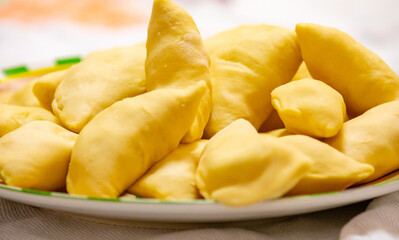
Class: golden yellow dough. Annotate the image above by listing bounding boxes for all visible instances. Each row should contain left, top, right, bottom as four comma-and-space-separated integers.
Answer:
271, 78, 346, 138
261, 128, 291, 138
129, 140, 208, 200
203, 24, 302, 138
280, 135, 374, 195
67, 82, 206, 198
259, 62, 312, 132
0, 121, 77, 191
8, 80, 41, 107
0, 103, 60, 137
33, 70, 66, 111
53, 43, 146, 133
296, 23, 399, 116
146, 0, 211, 143
196, 119, 311, 206
291, 62, 312, 81
325, 101, 399, 183
259, 62, 311, 133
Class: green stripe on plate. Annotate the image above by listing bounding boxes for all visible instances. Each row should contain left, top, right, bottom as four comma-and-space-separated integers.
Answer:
0, 184, 21, 191
51, 192, 89, 200
3, 66, 29, 76
87, 196, 122, 202
374, 179, 399, 187
56, 57, 81, 65
21, 188, 51, 196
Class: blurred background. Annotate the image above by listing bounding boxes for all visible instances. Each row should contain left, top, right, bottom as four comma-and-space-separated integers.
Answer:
0, 0, 398, 72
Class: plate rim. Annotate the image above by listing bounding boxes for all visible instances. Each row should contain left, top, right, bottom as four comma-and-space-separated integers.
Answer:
1, 178, 399, 222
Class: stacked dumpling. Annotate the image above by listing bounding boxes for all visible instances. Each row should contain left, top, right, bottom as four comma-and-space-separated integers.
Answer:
1, 0, 399, 207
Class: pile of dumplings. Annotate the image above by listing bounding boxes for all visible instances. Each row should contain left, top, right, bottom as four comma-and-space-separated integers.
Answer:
1, 0, 399, 207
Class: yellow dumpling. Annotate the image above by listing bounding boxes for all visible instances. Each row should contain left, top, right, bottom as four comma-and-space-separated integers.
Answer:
296, 23, 399, 116
203, 24, 302, 138
0, 104, 60, 137
8, 80, 41, 107
0, 121, 77, 191
271, 78, 346, 138
53, 43, 146, 133
32, 70, 66, 111
196, 119, 311, 206
291, 62, 312, 81
128, 140, 208, 200
259, 62, 312, 132
146, 0, 211, 143
67, 82, 206, 198
259, 63, 312, 133
280, 135, 374, 195
325, 101, 399, 184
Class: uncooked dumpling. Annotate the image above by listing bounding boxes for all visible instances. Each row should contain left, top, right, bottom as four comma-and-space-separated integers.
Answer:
0, 121, 77, 191
146, 0, 211, 143
0, 103, 60, 137
53, 43, 146, 133
196, 119, 311, 206
271, 78, 346, 138
129, 140, 208, 200
33, 70, 66, 111
325, 101, 399, 183
280, 135, 374, 195
296, 23, 399, 116
259, 63, 312, 133
203, 24, 302, 138
8, 80, 40, 107
67, 82, 206, 198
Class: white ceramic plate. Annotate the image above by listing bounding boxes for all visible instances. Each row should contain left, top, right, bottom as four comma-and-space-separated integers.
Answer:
1, 172, 399, 223
2, 62, 399, 223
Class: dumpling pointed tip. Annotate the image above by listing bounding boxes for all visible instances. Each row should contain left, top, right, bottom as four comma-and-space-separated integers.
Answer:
295, 23, 323, 34
295, 23, 314, 33
152, 0, 177, 10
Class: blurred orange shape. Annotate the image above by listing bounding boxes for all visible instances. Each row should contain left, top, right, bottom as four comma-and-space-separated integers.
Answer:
0, 0, 148, 27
